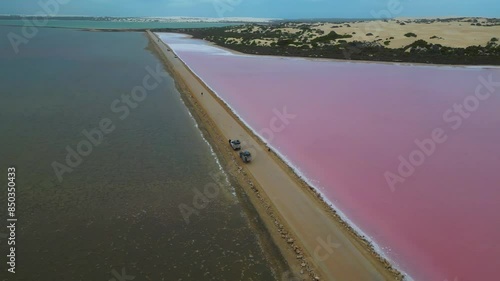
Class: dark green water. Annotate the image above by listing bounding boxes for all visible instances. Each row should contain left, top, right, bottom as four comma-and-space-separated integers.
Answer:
0, 27, 279, 281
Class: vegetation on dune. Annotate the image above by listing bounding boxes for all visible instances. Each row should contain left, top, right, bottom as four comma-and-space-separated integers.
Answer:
154, 21, 500, 65
277, 39, 294, 46
404, 32, 417, 38
311, 31, 352, 43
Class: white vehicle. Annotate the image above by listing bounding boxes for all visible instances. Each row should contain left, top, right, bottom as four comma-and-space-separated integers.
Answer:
229, 139, 241, 151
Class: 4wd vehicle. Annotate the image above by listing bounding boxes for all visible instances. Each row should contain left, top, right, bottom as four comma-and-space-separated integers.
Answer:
239, 151, 252, 163
229, 139, 241, 150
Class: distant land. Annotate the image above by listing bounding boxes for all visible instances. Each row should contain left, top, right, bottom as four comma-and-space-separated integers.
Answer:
2, 15, 499, 65
158, 17, 500, 65
0, 15, 278, 23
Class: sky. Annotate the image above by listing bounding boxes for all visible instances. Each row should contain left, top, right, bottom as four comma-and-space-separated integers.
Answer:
1, 0, 499, 19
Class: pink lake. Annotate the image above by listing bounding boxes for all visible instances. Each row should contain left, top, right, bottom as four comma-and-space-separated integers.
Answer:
158, 33, 500, 281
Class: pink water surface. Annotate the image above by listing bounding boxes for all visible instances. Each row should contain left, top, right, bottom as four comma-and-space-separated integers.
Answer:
158, 33, 500, 281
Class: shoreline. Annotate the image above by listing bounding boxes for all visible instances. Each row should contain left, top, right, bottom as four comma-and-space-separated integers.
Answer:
144, 34, 299, 279
146, 30, 405, 280
157, 32, 416, 280
173, 18, 500, 66
154, 33, 500, 69
181, 58, 409, 279
3, 22, 498, 67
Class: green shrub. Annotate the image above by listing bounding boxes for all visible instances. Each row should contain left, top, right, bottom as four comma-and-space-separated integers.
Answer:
277, 39, 294, 46
404, 32, 417, 38
311, 31, 352, 43
403, 39, 431, 51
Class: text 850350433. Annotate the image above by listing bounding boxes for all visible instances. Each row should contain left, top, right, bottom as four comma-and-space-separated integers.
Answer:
7, 167, 17, 274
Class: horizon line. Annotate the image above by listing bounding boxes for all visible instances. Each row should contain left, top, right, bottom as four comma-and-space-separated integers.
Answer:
1, 14, 498, 20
